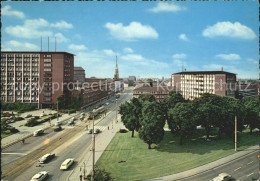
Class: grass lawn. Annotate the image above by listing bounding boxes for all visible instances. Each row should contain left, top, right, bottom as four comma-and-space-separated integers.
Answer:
1, 130, 14, 139
97, 129, 259, 181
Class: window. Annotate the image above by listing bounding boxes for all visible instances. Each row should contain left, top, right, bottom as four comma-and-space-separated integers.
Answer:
44, 68, 51, 72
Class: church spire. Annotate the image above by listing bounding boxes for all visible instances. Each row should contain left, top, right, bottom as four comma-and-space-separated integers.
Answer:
114, 56, 119, 80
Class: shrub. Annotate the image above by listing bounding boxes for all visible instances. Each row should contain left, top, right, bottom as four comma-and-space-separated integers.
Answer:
119, 129, 128, 133
25, 118, 39, 127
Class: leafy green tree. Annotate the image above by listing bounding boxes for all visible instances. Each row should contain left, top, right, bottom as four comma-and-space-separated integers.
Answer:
55, 95, 67, 110
86, 165, 112, 181
139, 101, 165, 149
243, 96, 260, 134
139, 94, 156, 103
128, 80, 134, 86
193, 94, 222, 139
162, 91, 185, 131
168, 102, 197, 145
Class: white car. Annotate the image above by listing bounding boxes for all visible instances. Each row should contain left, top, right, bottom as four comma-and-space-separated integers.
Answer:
30, 171, 48, 181
25, 114, 32, 118
40, 113, 47, 117
212, 173, 233, 181
60, 158, 74, 170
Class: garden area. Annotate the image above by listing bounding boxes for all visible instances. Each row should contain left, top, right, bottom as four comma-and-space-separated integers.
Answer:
97, 128, 259, 181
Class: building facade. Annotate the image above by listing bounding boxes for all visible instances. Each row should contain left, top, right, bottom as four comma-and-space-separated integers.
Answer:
172, 71, 236, 100
237, 84, 258, 98
1, 51, 74, 108
74, 67, 85, 83
133, 85, 175, 102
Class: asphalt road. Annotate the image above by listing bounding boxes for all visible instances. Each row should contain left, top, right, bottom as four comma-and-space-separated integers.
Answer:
181, 150, 260, 181
4, 88, 132, 181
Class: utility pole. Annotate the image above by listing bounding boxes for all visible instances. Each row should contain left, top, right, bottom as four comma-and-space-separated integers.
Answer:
235, 115, 237, 151
91, 115, 95, 181
57, 99, 59, 122
116, 100, 118, 123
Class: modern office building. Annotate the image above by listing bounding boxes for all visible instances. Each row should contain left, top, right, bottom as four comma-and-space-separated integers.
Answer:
74, 66, 86, 83
171, 70, 236, 100
1, 51, 74, 108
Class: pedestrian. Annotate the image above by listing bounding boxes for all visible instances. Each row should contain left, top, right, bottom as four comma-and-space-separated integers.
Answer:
108, 126, 109, 130
79, 174, 82, 181
21, 139, 25, 144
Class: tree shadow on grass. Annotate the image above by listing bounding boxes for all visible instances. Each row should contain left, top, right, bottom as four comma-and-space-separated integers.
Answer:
155, 129, 259, 155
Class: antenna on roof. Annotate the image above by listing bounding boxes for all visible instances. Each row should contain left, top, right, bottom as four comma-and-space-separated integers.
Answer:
40, 36, 42, 52
221, 66, 223, 71
55, 37, 57, 52
182, 63, 184, 72
48, 37, 49, 52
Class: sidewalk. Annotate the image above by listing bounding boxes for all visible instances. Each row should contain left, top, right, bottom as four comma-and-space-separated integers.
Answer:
68, 119, 125, 180
1, 111, 78, 149
146, 145, 259, 181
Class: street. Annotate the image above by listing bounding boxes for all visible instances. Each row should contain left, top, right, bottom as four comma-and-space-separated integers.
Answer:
1, 88, 133, 181
181, 150, 259, 181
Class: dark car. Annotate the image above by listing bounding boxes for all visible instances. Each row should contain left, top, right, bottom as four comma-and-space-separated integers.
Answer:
38, 153, 55, 164
54, 126, 62, 132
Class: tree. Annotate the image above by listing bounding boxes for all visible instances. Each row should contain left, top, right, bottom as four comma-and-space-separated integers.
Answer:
86, 165, 112, 181
128, 80, 134, 86
193, 93, 222, 139
139, 94, 156, 103
168, 102, 196, 145
139, 101, 165, 149
119, 97, 142, 137
243, 96, 260, 134
55, 95, 67, 110
162, 91, 185, 131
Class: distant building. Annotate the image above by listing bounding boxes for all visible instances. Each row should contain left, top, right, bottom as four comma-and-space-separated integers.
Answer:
113, 56, 124, 92
237, 84, 258, 98
1, 51, 74, 108
74, 67, 85, 83
133, 85, 175, 102
172, 70, 236, 100
129, 76, 136, 81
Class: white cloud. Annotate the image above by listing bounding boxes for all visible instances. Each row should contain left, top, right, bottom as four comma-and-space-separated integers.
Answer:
3, 40, 39, 51
148, 2, 186, 13
179, 34, 189, 41
105, 21, 158, 41
55, 33, 69, 43
2, 5, 25, 19
247, 58, 258, 64
202, 21, 257, 39
123, 47, 134, 53
51, 20, 73, 29
103, 49, 117, 56
5, 18, 52, 39
69, 44, 87, 51
172, 53, 187, 59
215, 53, 241, 61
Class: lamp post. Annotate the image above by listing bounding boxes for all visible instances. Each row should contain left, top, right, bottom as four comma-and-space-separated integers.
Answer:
91, 114, 95, 181
57, 99, 59, 122
116, 100, 118, 123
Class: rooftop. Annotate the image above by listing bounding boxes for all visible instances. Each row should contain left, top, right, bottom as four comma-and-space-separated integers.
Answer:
134, 85, 175, 92
172, 71, 236, 75
1, 51, 75, 56
74, 67, 85, 71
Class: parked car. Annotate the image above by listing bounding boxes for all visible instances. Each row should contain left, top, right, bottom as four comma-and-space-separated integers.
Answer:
25, 114, 32, 118
94, 128, 101, 134
54, 126, 62, 132
38, 153, 55, 164
40, 113, 47, 117
212, 173, 233, 181
30, 171, 48, 181
105, 102, 109, 105
88, 129, 93, 134
67, 120, 74, 126
60, 158, 74, 170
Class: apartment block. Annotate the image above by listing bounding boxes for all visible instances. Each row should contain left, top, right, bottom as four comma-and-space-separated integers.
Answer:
1, 51, 74, 108
74, 67, 85, 83
171, 71, 236, 100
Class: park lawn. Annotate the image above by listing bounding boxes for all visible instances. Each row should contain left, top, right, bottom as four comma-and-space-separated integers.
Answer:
1, 130, 14, 139
97, 129, 259, 181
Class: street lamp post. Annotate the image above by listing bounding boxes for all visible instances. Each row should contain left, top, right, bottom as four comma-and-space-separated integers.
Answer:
57, 99, 59, 122
91, 114, 95, 181
116, 100, 118, 123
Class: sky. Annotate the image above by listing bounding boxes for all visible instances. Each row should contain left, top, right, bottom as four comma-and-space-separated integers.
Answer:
2, 1, 259, 79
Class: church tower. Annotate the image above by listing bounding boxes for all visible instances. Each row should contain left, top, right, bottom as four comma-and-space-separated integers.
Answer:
113, 56, 119, 80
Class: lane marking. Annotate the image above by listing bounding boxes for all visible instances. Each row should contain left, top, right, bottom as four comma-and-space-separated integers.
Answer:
247, 172, 254, 177
247, 161, 254, 165
234, 167, 241, 172
1, 152, 27, 155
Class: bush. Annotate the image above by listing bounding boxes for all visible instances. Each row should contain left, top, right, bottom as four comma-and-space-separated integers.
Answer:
25, 118, 39, 127
119, 129, 128, 133
1, 102, 37, 112
86, 166, 112, 181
